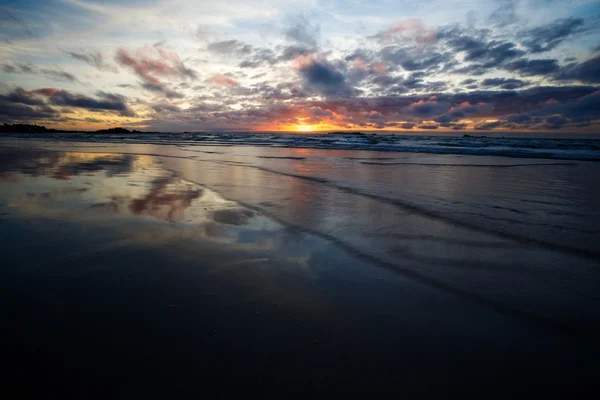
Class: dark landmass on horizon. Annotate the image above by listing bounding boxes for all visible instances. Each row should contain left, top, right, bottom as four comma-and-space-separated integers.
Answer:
0, 124, 145, 134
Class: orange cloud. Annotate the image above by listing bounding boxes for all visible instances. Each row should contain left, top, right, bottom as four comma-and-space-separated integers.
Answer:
207, 74, 239, 87
116, 46, 197, 82
380, 18, 436, 45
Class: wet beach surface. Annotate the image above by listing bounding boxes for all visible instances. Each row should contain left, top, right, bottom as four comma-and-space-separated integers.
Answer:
1, 142, 599, 394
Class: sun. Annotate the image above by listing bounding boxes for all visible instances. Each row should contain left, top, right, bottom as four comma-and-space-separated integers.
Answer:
297, 125, 313, 132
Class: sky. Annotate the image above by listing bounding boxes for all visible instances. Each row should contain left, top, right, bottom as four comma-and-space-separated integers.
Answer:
1, 0, 599, 132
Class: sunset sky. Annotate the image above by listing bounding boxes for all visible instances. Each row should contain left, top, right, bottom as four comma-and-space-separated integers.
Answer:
1, 0, 599, 132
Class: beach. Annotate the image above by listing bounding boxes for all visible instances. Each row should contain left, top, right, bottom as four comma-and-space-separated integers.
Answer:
1, 136, 599, 394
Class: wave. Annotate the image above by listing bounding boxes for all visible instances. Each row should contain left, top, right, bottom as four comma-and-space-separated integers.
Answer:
358, 161, 578, 167
2, 132, 599, 161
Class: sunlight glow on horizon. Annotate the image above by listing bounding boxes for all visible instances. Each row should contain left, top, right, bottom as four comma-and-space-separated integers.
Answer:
296, 125, 313, 132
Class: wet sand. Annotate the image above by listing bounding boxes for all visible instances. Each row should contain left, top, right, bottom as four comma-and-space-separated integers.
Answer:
1, 142, 599, 394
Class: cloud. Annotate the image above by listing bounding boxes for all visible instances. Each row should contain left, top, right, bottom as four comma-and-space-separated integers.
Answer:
115, 46, 197, 97
470, 88, 600, 130
436, 101, 494, 123
0, 87, 46, 105
207, 39, 253, 55
1, 62, 78, 82
0, 101, 58, 121
294, 54, 355, 98
116, 47, 197, 80
238, 48, 278, 68
556, 56, 600, 84
474, 120, 503, 130
507, 113, 531, 123
278, 45, 314, 62
446, 34, 524, 70
504, 59, 560, 76
377, 18, 436, 45
418, 124, 438, 129
284, 14, 320, 47
544, 115, 568, 129
34, 88, 135, 116
207, 75, 239, 87
1, 9, 36, 40
141, 81, 184, 98
1, 87, 134, 117
65, 50, 117, 72
151, 103, 182, 113
521, 17, 585, 53
404, 98, 449, 116
136, 84, 600, 132
480, 78, 529, 89
538, 90, 600, 123
380, 46, 450, 72
487, 0, 519, 27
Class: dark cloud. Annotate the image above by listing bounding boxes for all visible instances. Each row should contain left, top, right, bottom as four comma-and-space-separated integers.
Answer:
448, 36, 524, 69
370, 74, 404, 87
504, 58, 560, 76
545, 115, 568, 128
556, 56, 600, 83
36, 89, 135, 116
0, 87, 45, 105
295, 55, 355, 98
380, 46, 450, 72
1, 87, 134, 117
404, 98, 449, 116
418, 124, 439, 129
480, 78, 529, 89
507, 114, 531, 123
0, 101, 58, 121
540, 90, 600, 123
284, 14, 320, 47
436, 101, 493, 123
521, 17, 585, 53
472, 88, 600, 130
141, 81, 184, 98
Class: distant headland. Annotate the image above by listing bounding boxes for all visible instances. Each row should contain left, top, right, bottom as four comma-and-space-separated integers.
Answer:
0, 124, 143, 134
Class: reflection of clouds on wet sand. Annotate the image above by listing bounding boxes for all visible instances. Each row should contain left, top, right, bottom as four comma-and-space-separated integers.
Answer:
0, 147, 320, 281
0, 147, 144, 181
0, 147, 335, 316
130, 176, 203, 222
